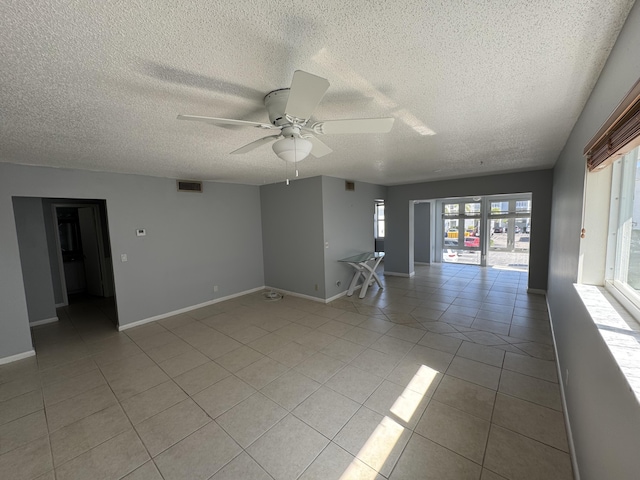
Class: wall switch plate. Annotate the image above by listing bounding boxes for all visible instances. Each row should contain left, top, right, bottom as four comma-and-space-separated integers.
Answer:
213, 285, 218, 292
121, 254, 128, 262
136, 229, 146, 236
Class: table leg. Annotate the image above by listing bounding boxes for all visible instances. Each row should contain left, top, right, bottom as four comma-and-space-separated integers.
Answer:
370, 256, 385, 288
346, 263, 364, 297
358, 256, 384, 299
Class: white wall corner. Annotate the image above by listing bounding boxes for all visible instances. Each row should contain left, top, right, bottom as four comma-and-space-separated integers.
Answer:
325, 290, 350, 303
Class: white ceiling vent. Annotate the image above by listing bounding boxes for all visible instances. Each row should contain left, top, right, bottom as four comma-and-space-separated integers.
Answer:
177, 180, 203, 193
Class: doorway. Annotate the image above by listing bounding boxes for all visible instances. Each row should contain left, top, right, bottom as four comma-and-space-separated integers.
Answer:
433, 194, 532, 271
51, 200, 116, 318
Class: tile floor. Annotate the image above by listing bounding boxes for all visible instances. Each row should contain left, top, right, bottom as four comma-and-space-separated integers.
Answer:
0, 263, 574, 479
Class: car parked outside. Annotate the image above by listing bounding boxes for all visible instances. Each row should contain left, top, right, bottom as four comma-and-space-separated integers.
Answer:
464, 236, 480, 247
444, 238, 458, 247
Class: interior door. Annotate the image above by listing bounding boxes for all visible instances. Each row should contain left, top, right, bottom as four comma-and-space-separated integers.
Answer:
78, 207, 104, 296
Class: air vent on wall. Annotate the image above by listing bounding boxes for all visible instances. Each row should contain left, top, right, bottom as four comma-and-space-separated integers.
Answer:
345, 181, 355, 191
177, 180, 203, 193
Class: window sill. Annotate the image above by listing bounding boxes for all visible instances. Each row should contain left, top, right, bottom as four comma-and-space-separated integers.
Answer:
574, 283, 640, 403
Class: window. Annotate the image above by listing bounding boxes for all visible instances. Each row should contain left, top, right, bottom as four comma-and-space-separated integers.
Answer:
374, 201, 385, 238
582, 78, 640, 317
607, 146, 640, 310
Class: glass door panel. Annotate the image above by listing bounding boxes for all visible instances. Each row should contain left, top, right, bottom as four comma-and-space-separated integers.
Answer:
442, 201, 480, 265
444, 218, 460, 248
486, 198, 531, 270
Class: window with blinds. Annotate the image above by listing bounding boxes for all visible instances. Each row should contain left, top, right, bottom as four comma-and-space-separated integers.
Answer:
585, 78, 640, 172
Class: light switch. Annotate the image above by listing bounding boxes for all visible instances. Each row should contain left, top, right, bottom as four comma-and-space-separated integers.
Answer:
121, 254, 128, 262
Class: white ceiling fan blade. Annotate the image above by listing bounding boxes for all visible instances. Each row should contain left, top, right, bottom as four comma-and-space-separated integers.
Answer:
230, 135, 281, 154
307, 135, 333, 158
312, 117, 395, 135
177, 115, 276, 130
284, 70, 330, 120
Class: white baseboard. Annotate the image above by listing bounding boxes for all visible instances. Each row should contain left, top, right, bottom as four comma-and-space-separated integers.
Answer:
546, 297, 580, 480
414, 262, 431, 266
29, 316, 58, 327
265, 287, 362, 304
0, 350, 36, 366
527, 288, 547, 295
55, 302, 67, 308
264, 286, 327, 304
325, 290, 350, 303
118, 286, 266, 331
384, 271, 415, 277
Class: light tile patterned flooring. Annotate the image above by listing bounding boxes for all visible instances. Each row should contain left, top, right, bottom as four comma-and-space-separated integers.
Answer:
0, 263, 574, 479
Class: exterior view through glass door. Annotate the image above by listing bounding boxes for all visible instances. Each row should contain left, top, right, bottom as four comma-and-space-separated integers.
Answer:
439, 194, 532, 270
442, 199, 482, 265
487, 196, 531, 270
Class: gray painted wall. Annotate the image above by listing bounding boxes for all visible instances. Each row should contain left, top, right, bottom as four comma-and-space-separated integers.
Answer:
322, 177, 387, 299
12, 197, 57, 324
547, 2, 640, 478
260, 176, 326, 299
260, 176, 386, 301
385, 170, 553, 290
414, 202, 431, 263
0, 163, 264, 360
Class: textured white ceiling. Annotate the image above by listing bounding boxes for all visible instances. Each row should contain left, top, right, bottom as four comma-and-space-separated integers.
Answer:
0, 1, 635, 185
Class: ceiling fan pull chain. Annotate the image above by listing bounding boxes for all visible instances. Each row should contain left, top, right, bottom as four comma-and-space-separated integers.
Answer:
294, 137, 299, 177
285, 158, 290, 186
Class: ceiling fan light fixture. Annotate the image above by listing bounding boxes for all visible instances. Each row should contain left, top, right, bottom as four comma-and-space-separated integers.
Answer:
272, 137, 312, 163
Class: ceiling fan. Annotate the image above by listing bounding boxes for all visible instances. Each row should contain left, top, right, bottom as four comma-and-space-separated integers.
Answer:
177, 70, 395, 163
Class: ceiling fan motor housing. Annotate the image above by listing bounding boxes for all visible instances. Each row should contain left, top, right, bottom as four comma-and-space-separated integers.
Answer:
264, 89, 292, 126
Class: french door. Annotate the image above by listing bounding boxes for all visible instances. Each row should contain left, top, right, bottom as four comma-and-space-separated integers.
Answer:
438, 194, 532, 268
486, 197, 531, 268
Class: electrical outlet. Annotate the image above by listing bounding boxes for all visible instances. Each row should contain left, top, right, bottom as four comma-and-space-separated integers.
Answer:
120, 254, 128, 262
315, 284, 318, 291
214, 285, 218, 293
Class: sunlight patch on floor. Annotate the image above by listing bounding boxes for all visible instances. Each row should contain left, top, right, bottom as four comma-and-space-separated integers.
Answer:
390, 364, 438, 423
340, 364, 438, 478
